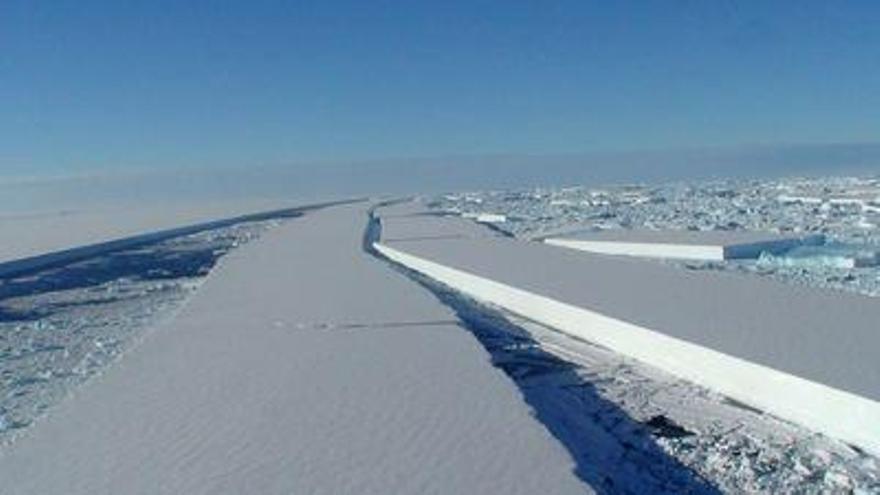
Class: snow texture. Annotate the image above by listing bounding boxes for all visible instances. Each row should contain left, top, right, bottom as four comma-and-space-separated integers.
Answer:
0, 220, 274, 445
375, 204, 880, 456
0, 203, 586, 495
375, 200, 880, 490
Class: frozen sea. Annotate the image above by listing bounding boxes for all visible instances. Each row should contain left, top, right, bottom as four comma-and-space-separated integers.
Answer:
429, 175, 880, 298
413, 175, 880, 491
1, 176, 878, 493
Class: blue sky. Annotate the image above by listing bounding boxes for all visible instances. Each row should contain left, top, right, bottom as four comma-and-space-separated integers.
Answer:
1, 1, 879, 179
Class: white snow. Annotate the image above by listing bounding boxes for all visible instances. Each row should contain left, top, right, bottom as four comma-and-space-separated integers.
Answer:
0, 200, 290, 264
378, 203, 499, 242
0, 199, 356, 279
0, 221, 275, 446
544, 229, 823, 262
375, 207, 880, 456
462, 212, 507, 223
0, 203, 586, 494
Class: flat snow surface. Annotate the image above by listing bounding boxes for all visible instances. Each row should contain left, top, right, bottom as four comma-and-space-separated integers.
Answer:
379, 208, 500, 242
375, 202, 880, 491
0, 199, 305, 265
378, 207, 880, 403
0, 203, 586, 495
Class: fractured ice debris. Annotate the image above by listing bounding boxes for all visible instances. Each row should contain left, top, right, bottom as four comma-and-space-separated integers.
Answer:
760, 244, 880, 269
425, 175, 880, 491
430, 175, 880, 298
0, 220, 277, 446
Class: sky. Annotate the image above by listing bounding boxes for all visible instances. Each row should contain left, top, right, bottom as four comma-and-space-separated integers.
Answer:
1, 1, 879, 188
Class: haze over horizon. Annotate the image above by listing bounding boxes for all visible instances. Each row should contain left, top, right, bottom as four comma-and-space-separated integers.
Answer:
0, 141, 877, 213
2, 1, 878, 206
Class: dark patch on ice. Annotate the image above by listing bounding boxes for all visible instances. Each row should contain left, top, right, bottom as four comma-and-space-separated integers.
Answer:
408, 210, 457, 217
493, 351, 578, 380
289, 320, 459, 331
478, 221, 515, 238
0, 307, 44, 322
2, 244, 219, 303
645, 415, 694, 439
848, 444, 866, 456
0, 226, 259, 322
0, 199, 365, 281
383, 234, 468, 243
449, 302, 718, 493
722, 397, 764, 415
364, 208, 720, 494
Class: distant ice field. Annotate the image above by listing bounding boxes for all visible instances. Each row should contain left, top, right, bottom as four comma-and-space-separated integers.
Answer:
430, 175, 880, 297
374, 199, 880, 492
0, 200, 295, 266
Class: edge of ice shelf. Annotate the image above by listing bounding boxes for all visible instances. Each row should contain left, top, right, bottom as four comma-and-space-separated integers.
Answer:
544, 230, 825, 261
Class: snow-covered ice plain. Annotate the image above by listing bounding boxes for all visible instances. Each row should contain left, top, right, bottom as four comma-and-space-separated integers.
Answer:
0, 199, 300, 266
2, 183, 878, 493
0, 200, 350, 279
374, 180, 880, 492
0, 199, 357, 446
430, 175, 880, 297
0, 202, 587, 495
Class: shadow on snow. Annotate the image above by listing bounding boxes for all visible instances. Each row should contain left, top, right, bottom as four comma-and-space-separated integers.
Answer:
0, 227, 260, 322
365, 209, 720, 494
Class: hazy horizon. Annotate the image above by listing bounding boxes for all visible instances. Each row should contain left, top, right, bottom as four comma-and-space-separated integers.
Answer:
4, 2, 879, 192
2, 141, 878, 212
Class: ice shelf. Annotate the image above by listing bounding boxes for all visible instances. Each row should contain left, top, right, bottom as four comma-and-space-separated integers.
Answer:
375, 206, 880, 456
0, 199, 357, 279
544, 229, 824, 261
428, 176, 880, 298
0, 203, 586, 495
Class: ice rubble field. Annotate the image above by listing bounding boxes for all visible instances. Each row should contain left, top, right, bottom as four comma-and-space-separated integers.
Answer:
419, 176, 880, 492
427, 285, 880, 493
430, 175, 880, 298
0, 220, 276, 445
